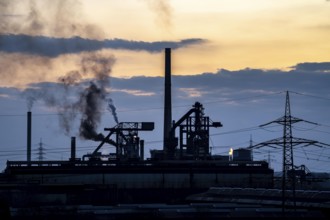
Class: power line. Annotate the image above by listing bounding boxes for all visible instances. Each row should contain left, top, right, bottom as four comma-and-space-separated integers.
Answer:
290, 90, 330, 101
0, 91, 291, 117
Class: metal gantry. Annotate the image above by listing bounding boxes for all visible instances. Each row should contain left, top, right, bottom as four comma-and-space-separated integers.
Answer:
168, 102, 222, 160
86, 122, 154, 161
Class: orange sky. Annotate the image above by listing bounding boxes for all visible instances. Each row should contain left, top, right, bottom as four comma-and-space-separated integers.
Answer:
1, 0, 330, 86
81, 0, 330, 77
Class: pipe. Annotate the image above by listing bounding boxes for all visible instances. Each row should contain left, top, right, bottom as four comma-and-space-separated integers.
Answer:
163, 48, 172, 158
70, 136, 76, 161
140, 140, 144, 161
27, 111, 31, 162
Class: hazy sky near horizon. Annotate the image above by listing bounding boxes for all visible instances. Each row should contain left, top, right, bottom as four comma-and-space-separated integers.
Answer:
0, 0, 330, 172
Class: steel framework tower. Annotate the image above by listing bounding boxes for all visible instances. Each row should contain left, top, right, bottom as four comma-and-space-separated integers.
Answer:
247, 91, 330, 212
280, 91, 297, 210
37, 138, 45, 161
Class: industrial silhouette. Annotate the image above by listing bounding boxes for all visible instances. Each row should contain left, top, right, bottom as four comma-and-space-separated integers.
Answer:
0, 49, 329, 219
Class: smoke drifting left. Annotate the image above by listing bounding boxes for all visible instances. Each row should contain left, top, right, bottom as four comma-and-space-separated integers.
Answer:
22, 52, 117, 140
0, 0, 117, 141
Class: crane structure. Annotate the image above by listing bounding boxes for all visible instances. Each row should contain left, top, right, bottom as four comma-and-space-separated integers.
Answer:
84, 122, 154, 161
247, 91, 330, 212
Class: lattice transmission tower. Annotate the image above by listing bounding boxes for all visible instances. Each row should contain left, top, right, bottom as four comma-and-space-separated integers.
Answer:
247, 91, 330, 213
36, 138, 46, 161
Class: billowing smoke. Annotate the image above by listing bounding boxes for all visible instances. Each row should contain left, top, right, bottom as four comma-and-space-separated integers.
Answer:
1, 0, 118, 141
78, 82, 106, 141
22, 53, 117, 139
76, 54, 116, 140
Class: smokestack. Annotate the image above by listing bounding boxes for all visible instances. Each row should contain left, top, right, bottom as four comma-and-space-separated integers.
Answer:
27, 111, 32, 162
140, 139, 144, 161
163, 48, 172, 157
70, 136, 76, 161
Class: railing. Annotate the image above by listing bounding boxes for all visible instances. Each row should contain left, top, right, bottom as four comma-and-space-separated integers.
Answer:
6, 159, 270, 169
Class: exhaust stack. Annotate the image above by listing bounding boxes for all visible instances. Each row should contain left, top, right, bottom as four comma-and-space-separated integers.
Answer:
163, 48, 172, 158
27, 111, 32, 162
70, 136, 76, 161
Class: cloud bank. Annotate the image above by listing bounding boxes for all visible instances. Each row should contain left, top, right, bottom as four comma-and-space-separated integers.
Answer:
0, 34, 206, 57
2, 61, 329, 114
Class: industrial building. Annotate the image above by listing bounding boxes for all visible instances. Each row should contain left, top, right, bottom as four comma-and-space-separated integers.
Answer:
3, 48, 328, 219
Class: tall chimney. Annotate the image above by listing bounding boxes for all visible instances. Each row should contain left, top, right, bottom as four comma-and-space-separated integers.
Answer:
140, 139, 144, 161
27, 111, 32, 162
70, 136, 76, 161
163, 48, 172, 158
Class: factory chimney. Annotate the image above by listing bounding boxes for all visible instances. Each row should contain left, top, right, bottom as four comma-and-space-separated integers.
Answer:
27, 111, 32, 162
70, 136, 76, 161
163, 48, 172, 158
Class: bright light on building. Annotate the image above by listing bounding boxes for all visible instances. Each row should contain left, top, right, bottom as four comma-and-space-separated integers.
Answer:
229, 148, 233, 161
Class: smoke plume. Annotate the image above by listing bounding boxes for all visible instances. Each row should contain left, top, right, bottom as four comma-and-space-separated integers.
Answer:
78, 82, 105, 141
0, 0, 104, 86
0, 0, 102, 38
22, 53, 116, 138
1, 0, 118, 140
76, 53, 116, 140
145, 0, 172, 30
107, 98, 119, 124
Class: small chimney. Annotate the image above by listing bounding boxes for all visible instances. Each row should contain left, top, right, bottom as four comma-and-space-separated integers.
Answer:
70, 136, 76, 161
27, 111, 32, 162
140, 139, 144, 161
163, 48, 172, 158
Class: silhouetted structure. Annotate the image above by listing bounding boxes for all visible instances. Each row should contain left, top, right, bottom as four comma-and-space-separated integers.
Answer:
2, 48, 310, 219
247, 91, 330, 213
36, 138, 45, 161
27, 111, 32, 162
163, 48, 172, 159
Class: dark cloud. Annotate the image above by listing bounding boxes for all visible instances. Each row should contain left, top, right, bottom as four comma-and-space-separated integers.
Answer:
10, 61, 330, 114
0, 34, 206, 57
105, 64, 330, 112
292, 62, 330, 72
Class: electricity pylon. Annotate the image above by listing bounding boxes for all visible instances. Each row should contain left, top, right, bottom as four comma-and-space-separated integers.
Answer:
36, 138, 46, 161
247, 91, 330, 213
